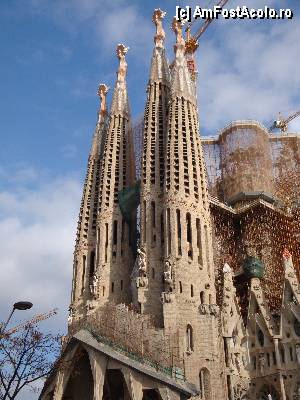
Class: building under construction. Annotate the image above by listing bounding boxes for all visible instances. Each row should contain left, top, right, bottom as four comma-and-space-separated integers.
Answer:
41, 9, 300, 400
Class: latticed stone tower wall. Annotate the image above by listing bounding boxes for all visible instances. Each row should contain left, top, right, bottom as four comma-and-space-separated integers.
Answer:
70, 84, 109, 316
138, 9, 171, 320
159, 19, 226, 392
95, 44, 136, 308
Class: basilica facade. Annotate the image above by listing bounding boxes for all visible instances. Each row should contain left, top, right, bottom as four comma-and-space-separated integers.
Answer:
41, 9, 300, 400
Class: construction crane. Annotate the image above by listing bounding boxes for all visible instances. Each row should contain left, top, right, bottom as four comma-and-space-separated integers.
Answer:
269, 110, 300, 134
185, 0, 229, 80
1, 308, 58, 337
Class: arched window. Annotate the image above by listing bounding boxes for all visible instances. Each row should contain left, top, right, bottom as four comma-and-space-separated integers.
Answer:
200, 291, 205, 304
186, 324, 193, 352
257, 328, 264, 346
199, 368, 211, 399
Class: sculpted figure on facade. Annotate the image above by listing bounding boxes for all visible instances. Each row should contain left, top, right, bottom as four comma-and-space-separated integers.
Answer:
137, 247, 147, 273
258, 353, 266, 375
131, 247, 148, 289
164, 260, 173, 288
89, 273, 99, 298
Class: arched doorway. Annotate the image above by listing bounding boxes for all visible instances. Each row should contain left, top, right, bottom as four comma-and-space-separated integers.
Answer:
63, 349, 94, 400
102, 369, 130, 400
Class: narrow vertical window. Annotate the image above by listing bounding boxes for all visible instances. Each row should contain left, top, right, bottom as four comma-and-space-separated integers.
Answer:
187, 213, 193, 259
111, 282, 114, 293
89, 251, 95, 278
196, 218, 203, 264
186, 213, 192, 243
72, 260, 78, 301
151, 201, 156, 244
196, 218, 201, 247
113, 220, 118, 245
143, 201, 147, 242
179, 281, 183, 293
176, 209, 182, 256
121, 280, 123, 290
186, 324, 193, 352
191, 285, 194, 297
105, 223, 108, 263
151, 201, 156, 227
102, 286, 105, 296
167, 208, 171, 256
160, 212, 164, 245
81, 255, 86, 294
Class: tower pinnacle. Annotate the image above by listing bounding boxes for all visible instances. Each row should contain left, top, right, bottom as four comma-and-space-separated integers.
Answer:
171, 17, 185, 56
170, 17, 195, 101
116, 44, 129, 84
111, 44, 130, 115
152, 8, 166, 48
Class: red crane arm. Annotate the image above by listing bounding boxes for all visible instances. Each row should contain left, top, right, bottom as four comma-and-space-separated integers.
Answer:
192, 0, 229, 42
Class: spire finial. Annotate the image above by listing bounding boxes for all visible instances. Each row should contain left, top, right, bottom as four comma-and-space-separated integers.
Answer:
171, 17, 185, 56
97, 83, 109, 120
152, 9, 166, 48
116, 43, 129, 84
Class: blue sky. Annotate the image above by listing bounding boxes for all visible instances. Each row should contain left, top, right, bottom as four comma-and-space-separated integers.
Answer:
0, 1, 300, 397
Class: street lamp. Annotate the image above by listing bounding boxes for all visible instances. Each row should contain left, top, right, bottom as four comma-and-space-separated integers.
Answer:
1, 301, 33, 334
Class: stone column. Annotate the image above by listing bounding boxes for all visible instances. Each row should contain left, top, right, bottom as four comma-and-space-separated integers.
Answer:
53, 346, 79, 400
86, 348, 107, 400
122, 368, 143, 400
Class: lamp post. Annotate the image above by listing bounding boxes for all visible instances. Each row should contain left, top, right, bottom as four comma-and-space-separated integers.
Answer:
0, 301, 33, 335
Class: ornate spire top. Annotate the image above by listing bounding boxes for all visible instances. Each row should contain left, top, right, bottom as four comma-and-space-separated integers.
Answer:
97, 83, 109, 122
152, 8, 166, 48
171, 17, 185, 56
116, 43, 129, 84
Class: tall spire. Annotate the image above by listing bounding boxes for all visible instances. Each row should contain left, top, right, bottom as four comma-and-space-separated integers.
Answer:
70, 84, 109, 319
93, 44, 136, 308
135, 9, 170, 319
149, 9, 170, 83
157, 17, 221, 384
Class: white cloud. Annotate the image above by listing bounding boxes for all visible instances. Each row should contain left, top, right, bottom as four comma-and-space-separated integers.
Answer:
0, 168, 82, 336
197, 9, 300, 133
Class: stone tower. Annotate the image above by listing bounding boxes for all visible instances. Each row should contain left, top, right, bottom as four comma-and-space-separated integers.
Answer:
159, 18, 225, 390
94, 44, 136, 309
137, 9, 171, 318
70, 45, 136, 319
70, 83, 109, 318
